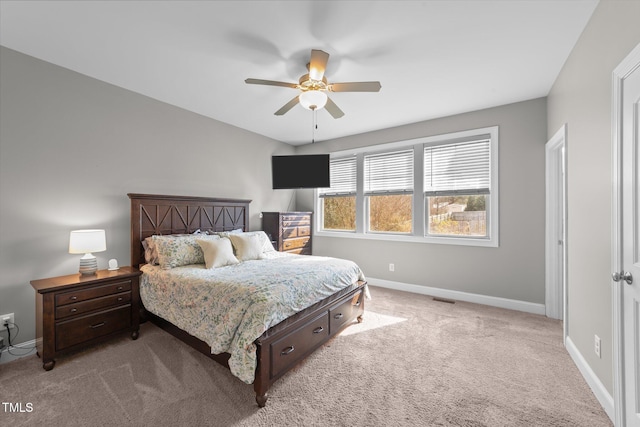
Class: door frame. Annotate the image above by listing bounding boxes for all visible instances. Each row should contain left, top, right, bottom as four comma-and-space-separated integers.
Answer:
611, 42, 640, 427
545, 125, 568, 334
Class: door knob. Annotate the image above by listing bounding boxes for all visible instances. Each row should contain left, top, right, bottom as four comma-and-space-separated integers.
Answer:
612, 271, 633, 285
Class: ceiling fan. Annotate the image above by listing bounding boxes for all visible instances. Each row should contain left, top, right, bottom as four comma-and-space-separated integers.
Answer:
245, 49, 381, 118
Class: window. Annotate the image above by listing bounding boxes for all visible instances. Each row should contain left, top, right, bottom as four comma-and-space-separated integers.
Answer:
318, 157, 357, 231
364, 149, 413, 233
316, 126, 498, 247
424, 138, 491, 238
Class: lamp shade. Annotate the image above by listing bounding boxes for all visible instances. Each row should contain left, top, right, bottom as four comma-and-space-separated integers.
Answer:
69, 229, 106, 254
299, 90, 328, 110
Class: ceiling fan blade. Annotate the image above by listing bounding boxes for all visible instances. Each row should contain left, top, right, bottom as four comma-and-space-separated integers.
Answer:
309, 49, 330, 81
329, 81, 382, 92
274, 96, 300, 116
324, 96, 344, 119
245, 78, 298, 89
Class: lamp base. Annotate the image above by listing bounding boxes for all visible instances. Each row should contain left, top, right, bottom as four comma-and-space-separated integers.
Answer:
78, 254, 98, 275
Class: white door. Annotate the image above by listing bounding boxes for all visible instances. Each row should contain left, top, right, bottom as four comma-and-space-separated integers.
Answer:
545, 126, 567, 327
613, 42, 640, 427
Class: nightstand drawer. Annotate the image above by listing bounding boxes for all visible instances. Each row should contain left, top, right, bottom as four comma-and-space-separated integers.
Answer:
282, 236, 310, 250
55, 291, 131, 319
55, 280, 132, 306
56, 305, 131, 351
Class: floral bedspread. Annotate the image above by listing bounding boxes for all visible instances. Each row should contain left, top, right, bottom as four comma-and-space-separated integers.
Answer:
140, 252, 366, 384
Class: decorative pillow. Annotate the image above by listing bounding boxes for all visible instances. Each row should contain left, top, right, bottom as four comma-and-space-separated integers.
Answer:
227, 233, 265, 261
152, 234, 220, 269
228, 231, 275, 253
142, 237, 159, 265
197, 238, 239, 268
143, 230, 209, 266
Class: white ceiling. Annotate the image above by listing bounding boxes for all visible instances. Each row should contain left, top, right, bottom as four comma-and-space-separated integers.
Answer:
0, 1, 598, 146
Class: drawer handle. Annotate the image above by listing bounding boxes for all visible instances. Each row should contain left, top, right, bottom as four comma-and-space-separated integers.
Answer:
117, 297, 123, 302
334, 313, 343, 320
70, 296, 78, 301
70, 308, 77, 313
280, 345, 295, 356
89, 322, 105, 329
117, 286, 123, 291
312, 326, 324, 334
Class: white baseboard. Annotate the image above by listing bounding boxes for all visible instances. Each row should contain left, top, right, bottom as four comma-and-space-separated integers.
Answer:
565, 336, 614, 423
367, 277, 546, 315
0, 339, 37, 364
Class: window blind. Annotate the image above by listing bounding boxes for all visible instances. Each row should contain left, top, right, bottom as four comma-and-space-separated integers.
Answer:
318, 156, 357, 197
364, 149, 414, 195
424, 138, 491, 196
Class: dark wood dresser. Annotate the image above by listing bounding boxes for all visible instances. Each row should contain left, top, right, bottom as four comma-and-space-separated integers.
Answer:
262, 212, 312, 255
30, 267, 141, 370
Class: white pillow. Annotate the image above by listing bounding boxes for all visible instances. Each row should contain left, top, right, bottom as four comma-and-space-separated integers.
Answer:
228, 233, 264, 261
197, 238, 239, 268
253, 231, 277, 253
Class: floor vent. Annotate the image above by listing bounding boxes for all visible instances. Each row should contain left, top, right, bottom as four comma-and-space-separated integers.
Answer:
433, 297, 456, 304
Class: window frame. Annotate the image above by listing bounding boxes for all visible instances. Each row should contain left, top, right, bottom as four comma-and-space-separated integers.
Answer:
315, 126, 499, 247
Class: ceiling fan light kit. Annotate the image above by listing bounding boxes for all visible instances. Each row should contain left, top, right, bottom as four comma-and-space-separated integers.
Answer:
299, 90, 327, 110
245, 49, 381, 118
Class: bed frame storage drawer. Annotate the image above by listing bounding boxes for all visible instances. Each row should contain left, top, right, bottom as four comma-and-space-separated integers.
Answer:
330, 293, 364, 333
262, 212, 313, 255
270, 312, 329, 378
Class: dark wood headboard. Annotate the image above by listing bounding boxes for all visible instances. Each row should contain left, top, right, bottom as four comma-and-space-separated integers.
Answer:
128, 193, 251, 268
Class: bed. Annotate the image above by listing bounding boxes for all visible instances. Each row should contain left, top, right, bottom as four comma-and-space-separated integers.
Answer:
128, 193, 366, 407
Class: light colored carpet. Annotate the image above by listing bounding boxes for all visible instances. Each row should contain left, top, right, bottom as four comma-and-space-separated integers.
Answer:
0, 286, 611, 426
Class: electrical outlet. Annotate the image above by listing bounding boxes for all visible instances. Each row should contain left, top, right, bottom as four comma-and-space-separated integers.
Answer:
594, 335, 601, 358
1, 313, 15, 330
389, 263, 395, 272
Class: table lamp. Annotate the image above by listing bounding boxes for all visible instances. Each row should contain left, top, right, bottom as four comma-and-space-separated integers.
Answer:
69, 229, 106, 275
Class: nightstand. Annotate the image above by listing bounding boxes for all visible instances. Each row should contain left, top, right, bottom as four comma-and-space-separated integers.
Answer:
30, 266, 141, 371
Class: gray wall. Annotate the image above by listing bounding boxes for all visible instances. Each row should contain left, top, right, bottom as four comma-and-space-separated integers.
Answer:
296, 97, 547, 304
547, 0, 640, 395
0, 46, 295, 345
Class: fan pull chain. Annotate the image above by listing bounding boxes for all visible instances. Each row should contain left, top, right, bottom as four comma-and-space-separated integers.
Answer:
312, 108, 317, 143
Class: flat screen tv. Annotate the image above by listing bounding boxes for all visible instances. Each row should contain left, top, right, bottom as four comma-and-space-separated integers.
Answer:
271, 154, 330, 189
